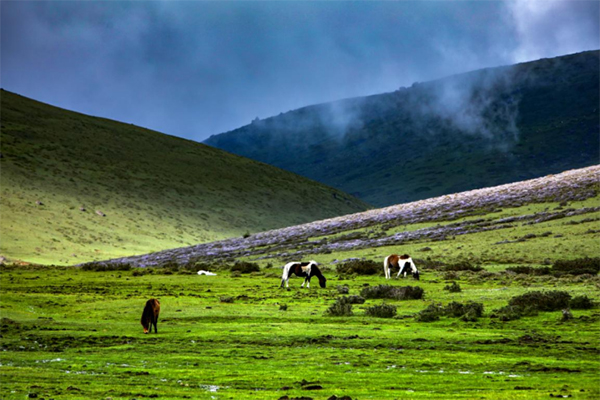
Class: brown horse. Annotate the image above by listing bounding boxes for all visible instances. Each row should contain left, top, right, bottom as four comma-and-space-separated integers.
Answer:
141, 298, 160, 334
383, 254, 419, 280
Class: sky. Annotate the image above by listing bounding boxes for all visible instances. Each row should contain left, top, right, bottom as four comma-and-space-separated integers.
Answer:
2, 0, 599, 143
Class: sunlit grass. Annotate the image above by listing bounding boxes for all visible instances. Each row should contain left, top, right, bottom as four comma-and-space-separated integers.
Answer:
1, 264, 598, 399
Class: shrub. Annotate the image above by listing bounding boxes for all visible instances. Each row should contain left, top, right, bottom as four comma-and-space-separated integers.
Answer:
220, 296, 234, 303
508, 290, 571, 312
337, 285, 349, 294
365, 303, 397, 318
339, 295, 366, 305
132, 268, 153, 277
443, 271, 459, 280
444, 301, 484, 321
415, 303, 443, 322
492, 305, 527, 321
336, 259, 381, 275
325, 298, 354, 317
570, 295, 595, 309
552, 257, 600, 276
418, 258, 445, 270
505, 266, 552, 275
444, 261, 483, 272
443, 281, 462, 293
81, 262, 132, 271
231, 261, 260, 274
360, 285, 424, 300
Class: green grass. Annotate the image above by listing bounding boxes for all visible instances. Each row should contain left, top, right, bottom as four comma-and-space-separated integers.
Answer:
1, 264, 598, 399
0, 90, 370, 265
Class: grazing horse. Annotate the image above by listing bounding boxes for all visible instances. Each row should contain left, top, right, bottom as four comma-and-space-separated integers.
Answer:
383, 254, 419, 280
141, 298, 160, 334
280, 260, 327, 288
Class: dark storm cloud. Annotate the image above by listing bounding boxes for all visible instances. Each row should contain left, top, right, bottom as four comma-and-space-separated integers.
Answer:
1, 1, 598, 142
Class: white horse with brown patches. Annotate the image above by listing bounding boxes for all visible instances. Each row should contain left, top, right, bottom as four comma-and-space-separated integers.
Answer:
383, 254, 419, 280
280, 260, 327, 288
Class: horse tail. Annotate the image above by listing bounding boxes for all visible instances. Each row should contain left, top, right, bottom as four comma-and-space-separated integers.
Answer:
281, 262, 294, 288
383, 255, 391, 279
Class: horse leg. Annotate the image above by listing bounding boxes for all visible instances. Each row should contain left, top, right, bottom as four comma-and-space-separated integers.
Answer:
396, 263, 405, 278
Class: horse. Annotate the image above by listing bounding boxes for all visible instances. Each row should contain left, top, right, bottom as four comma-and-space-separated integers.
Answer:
141, 298, 160, 334
383, 254, 419, 280
280, 260, 327, 288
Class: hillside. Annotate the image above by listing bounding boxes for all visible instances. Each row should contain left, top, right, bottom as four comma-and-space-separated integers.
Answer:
95, 165, 599, 268
0, 90, 369, 265
205, 50, 600, 206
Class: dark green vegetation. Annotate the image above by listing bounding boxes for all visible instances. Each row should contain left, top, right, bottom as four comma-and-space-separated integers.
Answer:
205, 51, 600, 206
0, 90, 369, 265
2, 166, 598, 399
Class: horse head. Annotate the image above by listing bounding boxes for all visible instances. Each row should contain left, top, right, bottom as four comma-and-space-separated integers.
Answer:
318, 274, 327, 288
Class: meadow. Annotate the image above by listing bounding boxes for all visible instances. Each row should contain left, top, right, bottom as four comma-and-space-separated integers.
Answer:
2, 183, 599, 399
1, 261, 598, 400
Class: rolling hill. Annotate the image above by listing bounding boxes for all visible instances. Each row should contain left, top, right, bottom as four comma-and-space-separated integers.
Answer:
205, 50, 600, 207
0, 90, 369, 265
95, 165, 599, 268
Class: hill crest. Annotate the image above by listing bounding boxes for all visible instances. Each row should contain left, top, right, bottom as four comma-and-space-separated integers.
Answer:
205, 50, 600, 206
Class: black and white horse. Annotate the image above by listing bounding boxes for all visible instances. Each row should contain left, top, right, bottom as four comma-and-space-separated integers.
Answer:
280, 260, 327, 288
383, 254, 419, 280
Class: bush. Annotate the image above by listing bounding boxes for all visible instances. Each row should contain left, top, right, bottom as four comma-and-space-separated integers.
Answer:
337, 285, 349, 294
444, 261, 483, 272
508, 290, 571, 312
505, 266, 552, 275
231, 261, 260, 274
570, 295, 595, 309
444, 301, 484, 321
492, 305, 528, 321
325, 298, 354, 317
220, 296, 234, 303
81, 262, 132, 271
132, 268, 152, 277
415, 303, 443, 322
417, 258, 444, 270
552, 257, 600, 277
339, 295, 366, 305
415, 301, 484, 322
336, 259, 381, 275
443, 281, 462, 293
360, 285, 424, 300
365, 303, 397, 318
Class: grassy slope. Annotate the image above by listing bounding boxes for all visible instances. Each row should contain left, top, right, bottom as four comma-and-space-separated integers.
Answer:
96, 165, 600, 268
0, 90, 369, 265
205, 50, 600, 206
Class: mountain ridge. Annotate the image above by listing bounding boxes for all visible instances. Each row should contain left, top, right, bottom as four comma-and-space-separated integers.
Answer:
205, 50, 600, 206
